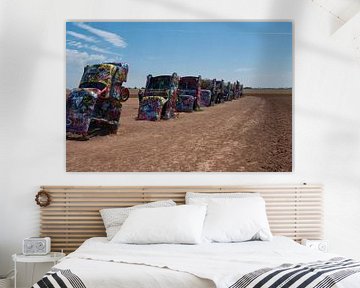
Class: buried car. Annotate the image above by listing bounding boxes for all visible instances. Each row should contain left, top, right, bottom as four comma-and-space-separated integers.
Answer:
233, 81, 242, 99
233, 81, 240, 99
215, 80, 225, 103
240, 83, 244, 97
223, 81, 233, 101
176, 76, 201, 112
200, 89, 212, 107
200, 78, 216, 107
66, 63, 129, 140
138, 73, 179, 121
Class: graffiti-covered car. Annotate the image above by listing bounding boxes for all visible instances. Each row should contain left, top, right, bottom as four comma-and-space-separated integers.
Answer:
229, 82, 235, 100
223, 81, 233, 101
200, 90, 212, 107
200, 78, 216, 107
176, 76, 201, 112
138, 73, 179, 121
66, 63, 129, 140
215, 80, 225, 103
233, 81, 242, 99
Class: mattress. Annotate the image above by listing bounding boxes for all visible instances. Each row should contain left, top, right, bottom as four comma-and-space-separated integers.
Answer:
35, 236, 360, 288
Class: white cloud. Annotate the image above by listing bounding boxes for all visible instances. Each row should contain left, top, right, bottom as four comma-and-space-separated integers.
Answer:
66, 49, 108, 65
67, 31, 97, 43
67, 40, 84, 48
235, 68, 255, 72
66, 40, 122, 57
75, 22, 127, 48
66, 49, 111, 88
88, 45, 122, 57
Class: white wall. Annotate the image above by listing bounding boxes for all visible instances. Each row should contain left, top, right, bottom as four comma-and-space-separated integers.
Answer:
1, 0, 360, 285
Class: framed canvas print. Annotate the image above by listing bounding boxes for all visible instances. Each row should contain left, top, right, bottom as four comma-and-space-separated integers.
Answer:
66, 21, 292, 172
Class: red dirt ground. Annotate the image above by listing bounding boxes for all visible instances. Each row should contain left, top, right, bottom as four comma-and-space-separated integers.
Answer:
66, 91, 292, 172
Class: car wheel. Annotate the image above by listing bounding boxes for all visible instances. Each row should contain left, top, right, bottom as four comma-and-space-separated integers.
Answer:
120, 87, 130, 102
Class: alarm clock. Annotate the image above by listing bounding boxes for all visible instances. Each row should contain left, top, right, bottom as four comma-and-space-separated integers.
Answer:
301, 239, 328, 252
23, 237, 51, 255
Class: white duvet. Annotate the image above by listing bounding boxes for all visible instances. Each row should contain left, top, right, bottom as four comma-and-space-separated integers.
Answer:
54, 237, 360, 288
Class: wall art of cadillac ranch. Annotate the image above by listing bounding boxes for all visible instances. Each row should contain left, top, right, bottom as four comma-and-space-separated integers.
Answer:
66, 22, 292, 172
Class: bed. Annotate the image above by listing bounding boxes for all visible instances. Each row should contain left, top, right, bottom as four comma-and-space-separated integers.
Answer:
33, 185, 360, 288
33, 236, 360, 288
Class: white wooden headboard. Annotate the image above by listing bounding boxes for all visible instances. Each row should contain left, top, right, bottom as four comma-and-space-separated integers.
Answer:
39, 184, 323, 253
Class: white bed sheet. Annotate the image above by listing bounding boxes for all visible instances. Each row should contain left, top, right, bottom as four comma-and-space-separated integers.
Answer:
54, 236, 360, 288
55, 258, 214, 288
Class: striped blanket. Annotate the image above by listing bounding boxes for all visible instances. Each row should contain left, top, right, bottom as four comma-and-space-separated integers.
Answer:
32, 268, 85, 288
32, 258, 360, 288
230, 258, 360, 288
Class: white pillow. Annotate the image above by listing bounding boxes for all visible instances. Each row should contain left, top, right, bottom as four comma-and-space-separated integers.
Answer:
186, 192, 259, 204
100, 200, 176, 240
111, 205, 207, 244
202, 197, 272, 243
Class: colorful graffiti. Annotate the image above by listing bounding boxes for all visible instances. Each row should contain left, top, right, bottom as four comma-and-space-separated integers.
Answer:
66, 62, 128, 140
223, 82, 232, 101
176, 92, 195, 112
232, 81, 243, 99
176, 76, 201, 112
215, 80, 225, 104
67, 63, 245, 138
80, 63, 128, 91
201, 78, 217, 106
138, 74, 179, 121
66, 89, 97, 136
200, 90, 212, 107
138, 96, 167, 121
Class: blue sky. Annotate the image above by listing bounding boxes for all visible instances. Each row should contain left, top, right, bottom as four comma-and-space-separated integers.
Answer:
66, 22, 292, 89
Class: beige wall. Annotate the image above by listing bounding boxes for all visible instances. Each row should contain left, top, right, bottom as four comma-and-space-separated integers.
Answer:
1, 0, 360, 286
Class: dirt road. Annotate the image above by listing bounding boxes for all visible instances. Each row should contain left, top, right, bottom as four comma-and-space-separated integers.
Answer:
66, 92, 292, 172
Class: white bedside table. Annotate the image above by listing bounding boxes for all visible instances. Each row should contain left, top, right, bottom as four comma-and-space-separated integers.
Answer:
12, 252, 65, 288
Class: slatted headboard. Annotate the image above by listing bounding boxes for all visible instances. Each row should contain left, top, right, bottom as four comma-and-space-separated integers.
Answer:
39, 185, 323, 253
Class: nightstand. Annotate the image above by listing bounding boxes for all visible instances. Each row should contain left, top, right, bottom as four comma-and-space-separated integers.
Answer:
12, 252, 65, 288
301, 239, 328, 252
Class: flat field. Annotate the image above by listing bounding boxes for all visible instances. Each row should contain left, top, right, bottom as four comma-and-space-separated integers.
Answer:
66, 89, 292, 172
